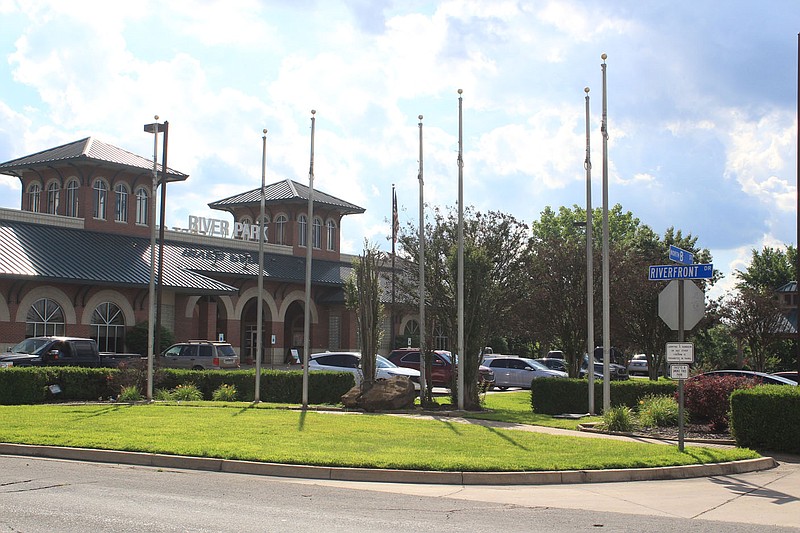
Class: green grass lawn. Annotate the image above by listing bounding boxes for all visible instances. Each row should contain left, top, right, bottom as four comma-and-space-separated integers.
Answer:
464, 391, 604, 429
0, 401, 757, 472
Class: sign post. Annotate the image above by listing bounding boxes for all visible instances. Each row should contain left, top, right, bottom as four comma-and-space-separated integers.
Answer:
666, 342, 694, 451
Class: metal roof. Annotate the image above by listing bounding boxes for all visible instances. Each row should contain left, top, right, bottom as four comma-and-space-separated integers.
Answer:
208, 179, 365, 215
0, 219, 353, 294
0, 137, 189, 183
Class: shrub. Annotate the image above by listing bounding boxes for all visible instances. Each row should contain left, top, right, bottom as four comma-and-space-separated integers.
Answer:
117, 385, 142, 402
154, 388, 174, 401
172, 383, 203, 401
638, 394, 682, 427
602, 406, 635, 432
211, 383, 238, 402
730, 385, 800, 453
530, 378, 677, 415
682, 375, 755, 431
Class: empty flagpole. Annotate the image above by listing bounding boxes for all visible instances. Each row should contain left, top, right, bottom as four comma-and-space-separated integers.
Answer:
256, 128, 267, 403
457, 89, 465, 411
391, 184, 397, 355
584, 87, 595, 415
418, 115, 427, 403
601, 53, 611, 412
302, 110, 316, 410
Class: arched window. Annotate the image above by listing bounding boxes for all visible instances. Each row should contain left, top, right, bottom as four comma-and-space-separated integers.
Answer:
93, 179, 108, 219
274, 214, 287, 245
298, 214, 308, 247
135, 187, 148, 225
402, 320, 420, 347
46, 182, 60, 214
312, 217, 322, 249
26, 298, 65, 337
91, 302, 125, 353
114, 184, 128, 222
66, 179, 79, 217
326, 219, 336, 251
28, 183, 41, 213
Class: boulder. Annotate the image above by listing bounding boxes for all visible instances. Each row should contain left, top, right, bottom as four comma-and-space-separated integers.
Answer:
340, 376, 416, 411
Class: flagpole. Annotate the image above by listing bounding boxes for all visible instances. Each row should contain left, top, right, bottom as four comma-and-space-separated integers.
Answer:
391, 184, 397, 352
302, 110, 315, 410
584, 87, 595, 415
601, 53, 611, 412
457, 89, 465, 411
417, 115, 427, 403
255, 128, 266, 403
795, 33, 799, 378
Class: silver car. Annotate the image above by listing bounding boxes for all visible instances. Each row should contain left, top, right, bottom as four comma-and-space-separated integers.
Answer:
159, 341, 240, 370
308, 352, 420, 389
483, 356, 568, 390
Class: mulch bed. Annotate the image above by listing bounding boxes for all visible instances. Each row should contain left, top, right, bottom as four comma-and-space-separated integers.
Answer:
632, 423, 731, 442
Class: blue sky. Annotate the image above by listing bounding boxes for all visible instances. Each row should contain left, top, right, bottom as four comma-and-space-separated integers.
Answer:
0, 0, 798, 300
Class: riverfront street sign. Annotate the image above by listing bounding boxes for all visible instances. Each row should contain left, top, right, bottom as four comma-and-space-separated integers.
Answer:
648, 263, 713, 281
669, 245, 694, 265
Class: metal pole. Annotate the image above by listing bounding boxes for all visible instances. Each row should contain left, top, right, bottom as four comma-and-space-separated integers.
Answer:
417, 115, 427, 403
302, 110, 316, 409
155, 121, 168, 357
146, 115, 159, 402
678, 279, 685, 451
796, 33, 799, 379
601, 54, 610, 412
256, 129, 267, 403
457, 89, 465, 411
584, 87, 595, 415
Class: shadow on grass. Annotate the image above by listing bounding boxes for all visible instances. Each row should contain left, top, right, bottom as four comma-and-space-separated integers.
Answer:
298, 409, 307, 431
72, 404, 131, 419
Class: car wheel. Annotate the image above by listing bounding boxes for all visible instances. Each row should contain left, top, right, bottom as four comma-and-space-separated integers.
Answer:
192, 365, 204, 370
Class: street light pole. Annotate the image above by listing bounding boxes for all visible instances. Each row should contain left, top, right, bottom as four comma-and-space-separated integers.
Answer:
302, 110, 316, 410
143, 116, 164, 402
417, 115, 427, 403
155, 121, 169, 357
457, 89, 465, 411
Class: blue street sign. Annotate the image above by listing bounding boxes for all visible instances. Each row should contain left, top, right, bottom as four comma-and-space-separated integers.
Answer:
669, 245, 694, 265
648, 263, 713, 281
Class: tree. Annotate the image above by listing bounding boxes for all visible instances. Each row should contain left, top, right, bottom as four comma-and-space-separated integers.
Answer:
735, 246, 796, 291
345, 240, 384, 392
126, 321, 174, 356
721, 287, 785, 372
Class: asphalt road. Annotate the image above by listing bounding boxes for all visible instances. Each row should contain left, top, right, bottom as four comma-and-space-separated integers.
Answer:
1, 454, 797, 532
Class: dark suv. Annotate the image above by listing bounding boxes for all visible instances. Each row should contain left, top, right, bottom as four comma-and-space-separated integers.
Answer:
387, 348, 495, 388
159, 341, 240, 370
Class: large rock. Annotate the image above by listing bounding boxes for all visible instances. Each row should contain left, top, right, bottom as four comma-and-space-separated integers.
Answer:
340, 376, 416, 411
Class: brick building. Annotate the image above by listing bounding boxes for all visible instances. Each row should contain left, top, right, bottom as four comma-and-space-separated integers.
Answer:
0, 137, 369, 363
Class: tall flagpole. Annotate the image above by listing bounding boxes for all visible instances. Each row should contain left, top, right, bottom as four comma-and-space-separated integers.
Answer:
391, 184, 397, 352
584, 87, 595, 415
417, 115, 427, 403
795, 33, 799, 378
256, 128, 267, 403
457, 89, 465, 411
601, 53, 611, 412
302, 110, 316, 410
146, 115, 160, 403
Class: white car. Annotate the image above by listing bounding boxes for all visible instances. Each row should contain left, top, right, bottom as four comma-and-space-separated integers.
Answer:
308, 352, 420, 389
482, 356, 568, 390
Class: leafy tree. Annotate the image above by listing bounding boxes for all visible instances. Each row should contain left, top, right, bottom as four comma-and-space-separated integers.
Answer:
345, 240, 384, 391
126, 321, 174, 355
735, 246, 796, 291
720, 287, 785, 372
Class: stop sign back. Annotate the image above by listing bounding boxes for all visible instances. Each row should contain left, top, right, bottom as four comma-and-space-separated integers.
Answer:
658, 279, 705, 331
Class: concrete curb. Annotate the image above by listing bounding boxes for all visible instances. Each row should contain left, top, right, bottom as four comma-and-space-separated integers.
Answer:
0, 443, 777, 485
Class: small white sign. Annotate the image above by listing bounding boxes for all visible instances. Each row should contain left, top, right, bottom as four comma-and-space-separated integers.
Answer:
666, 342, 694, 363
669, 364, 690, 380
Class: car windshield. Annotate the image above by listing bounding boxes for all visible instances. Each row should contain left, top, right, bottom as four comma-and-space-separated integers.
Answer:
9, 338, 51, 355
376, 355, 396, 368
524, 359, 549, 371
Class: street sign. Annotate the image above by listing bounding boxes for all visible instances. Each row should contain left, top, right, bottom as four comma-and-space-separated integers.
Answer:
658, 280, 705, 331
669, 364, 690, 380
669, 245, 694, 265
666, 342, 694, 363
648, 263, 713, 280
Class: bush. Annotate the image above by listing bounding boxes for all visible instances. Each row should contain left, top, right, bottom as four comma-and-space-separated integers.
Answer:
154, 388, 174, 401
730, 385, 800, 453
682, 375, 755, 431
602, 406, 635, 432
530, 378, 677, 415
211, 383, 238, 402
172, 383, 203, 401
117, 385, 142, 402
638, 394, 682, 427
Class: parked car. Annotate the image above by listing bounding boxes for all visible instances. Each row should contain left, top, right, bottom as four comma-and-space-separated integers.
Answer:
0, 337, 104, 367
626, 354, 649, 376
387, 348, 494, 388
308, 352, 420, 389
159, 340, 240, 370
535, 357, 568, 373
581, 354, 629, 380
691, 370, 797, 386
482, 356, 568, 390
771, 371, 799, 383
546, 350, 565, 360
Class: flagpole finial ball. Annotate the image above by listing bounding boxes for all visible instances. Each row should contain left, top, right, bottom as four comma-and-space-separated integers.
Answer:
154, 115, 159, 121
311, 109, 316, 115
584, 87, 590, 93
418, 115, 423, 120
458, 89, 463, 94
263, 129, 267, 134
601, 53, 607, 60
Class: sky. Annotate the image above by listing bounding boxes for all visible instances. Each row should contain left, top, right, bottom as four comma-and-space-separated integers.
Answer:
0, 0, 798, 301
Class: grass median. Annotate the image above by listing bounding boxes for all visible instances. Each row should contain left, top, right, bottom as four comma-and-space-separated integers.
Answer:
0, 394, 757, 472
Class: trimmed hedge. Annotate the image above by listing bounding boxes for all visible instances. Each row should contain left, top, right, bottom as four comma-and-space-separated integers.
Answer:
730, 385, 800, 453
530, 378, 677, 415
0, 367, 354, 405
